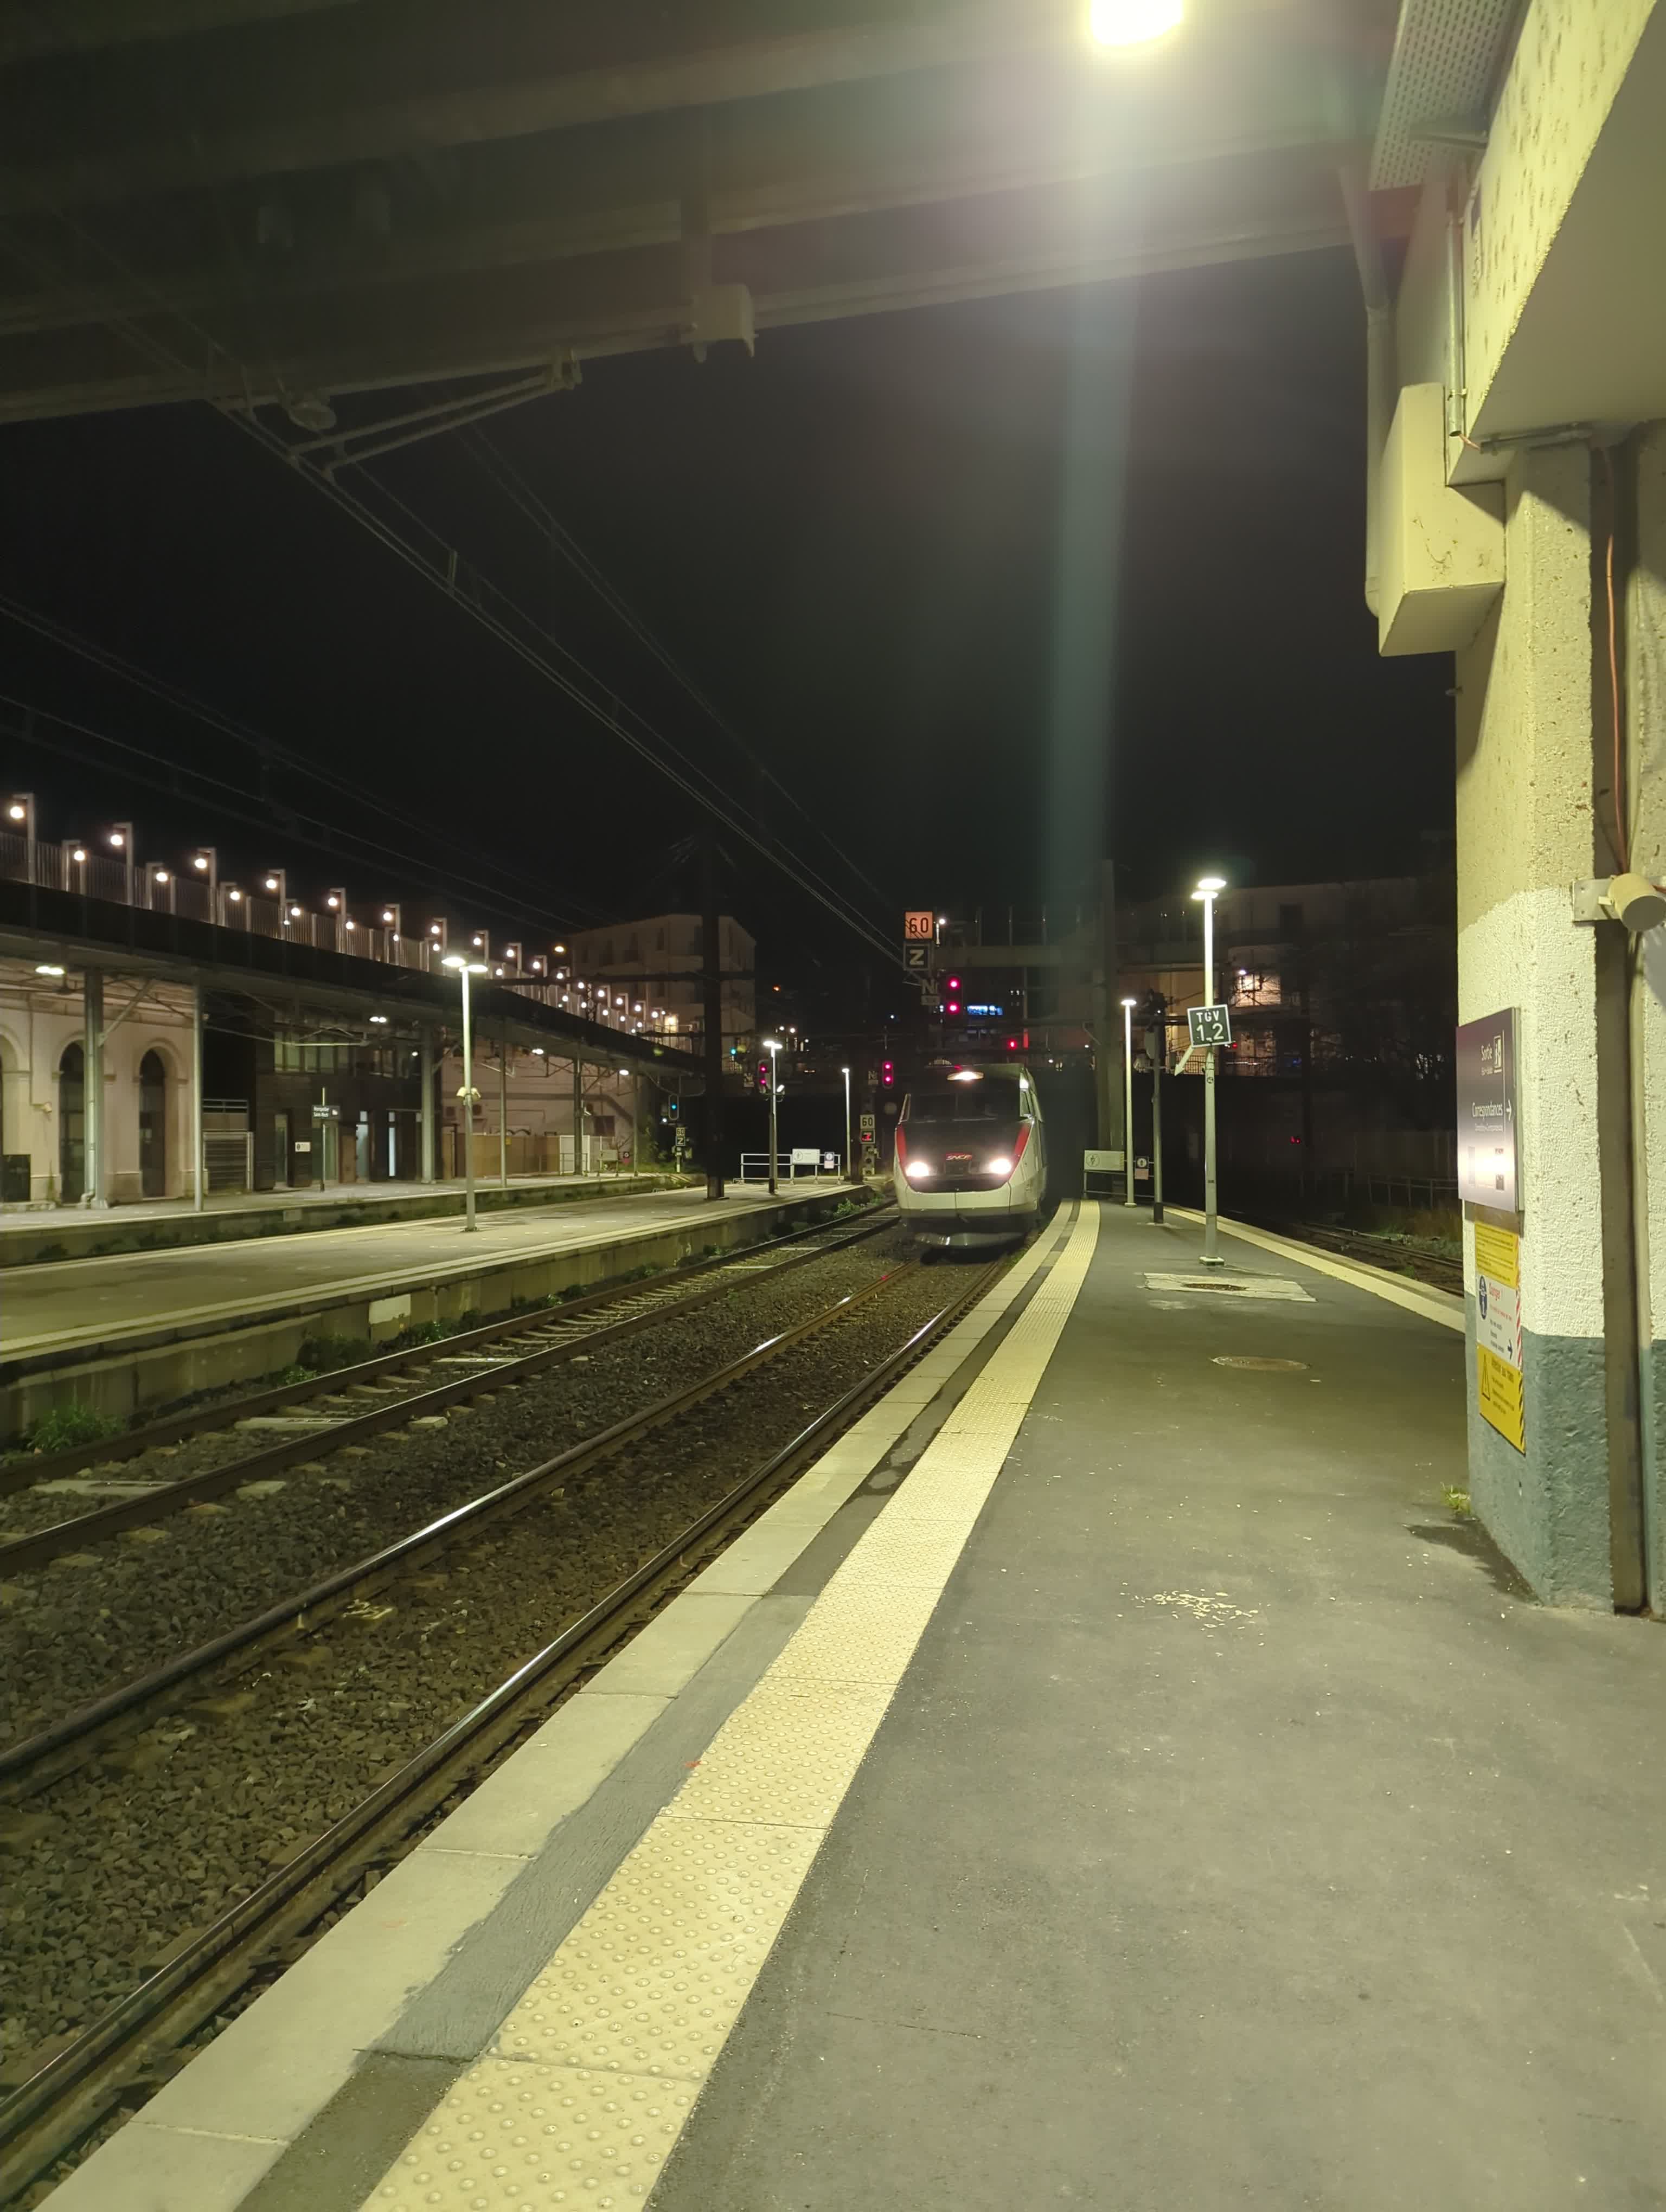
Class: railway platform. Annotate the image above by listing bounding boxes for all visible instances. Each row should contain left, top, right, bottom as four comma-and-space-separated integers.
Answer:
0, 1172, 696, 1269
37, 1201, 1666, 2211
2, 1181, 860, 1438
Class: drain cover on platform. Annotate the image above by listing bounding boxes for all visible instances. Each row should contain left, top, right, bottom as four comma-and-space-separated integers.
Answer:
1144, 1272, 1313, 1302
1214, 1354, 1310, 1371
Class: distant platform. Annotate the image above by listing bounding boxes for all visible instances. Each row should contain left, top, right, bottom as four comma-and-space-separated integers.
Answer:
41, 1203, 1666, 2212
2, 1180, 860, 1437
0, 1169, 699, 1269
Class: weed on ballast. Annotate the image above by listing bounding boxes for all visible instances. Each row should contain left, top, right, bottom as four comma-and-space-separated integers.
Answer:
23, 1401, 125, 1452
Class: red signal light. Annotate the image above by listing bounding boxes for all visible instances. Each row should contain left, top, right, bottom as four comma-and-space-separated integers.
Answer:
1006, 1038, 1018, 1050
946, 976, 961, 991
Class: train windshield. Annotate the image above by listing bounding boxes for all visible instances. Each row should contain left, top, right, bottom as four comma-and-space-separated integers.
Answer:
905, 1079, 1026, 1126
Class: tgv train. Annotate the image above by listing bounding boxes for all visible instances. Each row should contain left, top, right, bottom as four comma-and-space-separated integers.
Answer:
892, 1062, 1047, 1250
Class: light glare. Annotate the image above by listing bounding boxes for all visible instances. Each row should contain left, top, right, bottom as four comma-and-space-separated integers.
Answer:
1087, 0, 1182, 46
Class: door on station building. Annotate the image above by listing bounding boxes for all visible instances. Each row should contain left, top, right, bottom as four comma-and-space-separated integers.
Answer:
138, 1050, 166, 1197
273, 1110, 291, 1188
58, 1041, 85, 1203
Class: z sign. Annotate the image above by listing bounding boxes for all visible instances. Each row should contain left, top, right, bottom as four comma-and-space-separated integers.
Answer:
904, 910, 935, 941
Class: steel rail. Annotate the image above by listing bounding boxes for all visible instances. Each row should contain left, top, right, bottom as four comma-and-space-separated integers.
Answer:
0, 1252, 1010, 2201
0, 1210, 898, 1571
0, 1200, 893, 1495
1, 1262, 915, 1792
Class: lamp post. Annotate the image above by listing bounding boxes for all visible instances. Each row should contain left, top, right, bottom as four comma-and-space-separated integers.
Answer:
443, 954, 489, 1231
6, 793, 36, 883
1119, 996, 1137, 1207
841, 1065, 853, 1184
106, 823, 135, 905
762, 1037, 781, 1195
1192, 874, 1227, 1265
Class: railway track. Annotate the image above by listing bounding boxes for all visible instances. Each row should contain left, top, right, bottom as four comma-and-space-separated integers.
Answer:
1279, 1221, 1463, 1296
0, 1243, 1011, 2205
0, 1204, 895, 1573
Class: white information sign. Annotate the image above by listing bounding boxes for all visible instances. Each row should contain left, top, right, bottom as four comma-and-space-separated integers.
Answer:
1082, 1148, 1125, 1173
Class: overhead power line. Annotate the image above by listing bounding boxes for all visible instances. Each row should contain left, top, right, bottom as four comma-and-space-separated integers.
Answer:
464, 426, 894, 911
0, 206, 905, 969
0, 691, 605, 936
0, 591, 609, 923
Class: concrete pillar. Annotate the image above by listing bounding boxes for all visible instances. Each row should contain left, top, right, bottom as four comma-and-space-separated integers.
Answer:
572, 1058, 584, 1176
81, 968, 108, 1207
192, 985, 204, 1211
1455, 445, 1622, 1605
498, 1032, 509, 1187
419, 1028, 435, 1183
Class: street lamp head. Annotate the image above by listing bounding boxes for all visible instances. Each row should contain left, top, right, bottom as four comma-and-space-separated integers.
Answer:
1087, 0, 1183, 48
6, 801, 25, 821
1120, 995, 1137, 1008
71, 846, 86, 864
35, 962, 65, 976
1194, 874, 1227, 895
192, 854, 210, 871
762, 1037, 781, 1051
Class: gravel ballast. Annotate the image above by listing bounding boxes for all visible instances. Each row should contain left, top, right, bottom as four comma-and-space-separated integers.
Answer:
0, 1249, 989, 2076
0, 1229, 911, 1741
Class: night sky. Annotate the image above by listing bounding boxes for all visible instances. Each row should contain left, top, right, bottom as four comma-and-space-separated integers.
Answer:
1, 241, 1452, 996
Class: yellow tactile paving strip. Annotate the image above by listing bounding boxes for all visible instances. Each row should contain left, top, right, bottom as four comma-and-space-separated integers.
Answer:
358, 1204, 1101, 2212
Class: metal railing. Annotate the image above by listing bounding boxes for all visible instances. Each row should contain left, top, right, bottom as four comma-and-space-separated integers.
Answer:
739, 1152, 842, 1183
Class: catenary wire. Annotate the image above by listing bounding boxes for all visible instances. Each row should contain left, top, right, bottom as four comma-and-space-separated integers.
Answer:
0, 208, 906, 969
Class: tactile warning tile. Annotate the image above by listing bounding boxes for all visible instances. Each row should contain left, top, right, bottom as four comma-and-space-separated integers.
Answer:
492, 1815, 819, 2076
770, 1579, 942, 1684
818, 1513, 974, 1587
662, 1674, 890, 1829
362, 2056, 692, 2209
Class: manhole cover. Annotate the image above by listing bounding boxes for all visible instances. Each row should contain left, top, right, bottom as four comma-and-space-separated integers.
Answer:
1145, 1272, 1314, 1303
1213, 1355, 1309, 1372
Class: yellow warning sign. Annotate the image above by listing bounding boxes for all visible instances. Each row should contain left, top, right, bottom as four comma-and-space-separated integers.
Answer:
1473, 1224, 1524, 1453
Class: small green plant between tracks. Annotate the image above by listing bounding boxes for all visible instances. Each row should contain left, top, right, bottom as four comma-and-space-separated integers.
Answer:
20, 1403, 125, 1454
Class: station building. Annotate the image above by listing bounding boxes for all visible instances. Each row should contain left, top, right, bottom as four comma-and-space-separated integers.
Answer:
0, 854, 701, 1210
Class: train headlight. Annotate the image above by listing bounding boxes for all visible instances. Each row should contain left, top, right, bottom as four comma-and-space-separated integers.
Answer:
904, 1158, 934, 1180
985, 1156, 1012, 1176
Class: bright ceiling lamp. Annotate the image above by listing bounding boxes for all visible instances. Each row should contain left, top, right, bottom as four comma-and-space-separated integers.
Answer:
1087, 0, 1182, 47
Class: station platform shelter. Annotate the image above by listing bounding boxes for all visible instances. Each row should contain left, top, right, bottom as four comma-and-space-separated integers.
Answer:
55, 1202, 1665, 2212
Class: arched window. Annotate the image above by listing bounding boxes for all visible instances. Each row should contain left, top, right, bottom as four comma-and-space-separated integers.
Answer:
139, 1049, 167, 1197
58, 1040, 85, 1203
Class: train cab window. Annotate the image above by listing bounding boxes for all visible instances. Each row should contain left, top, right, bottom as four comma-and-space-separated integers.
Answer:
904, 1075, 1028, 1126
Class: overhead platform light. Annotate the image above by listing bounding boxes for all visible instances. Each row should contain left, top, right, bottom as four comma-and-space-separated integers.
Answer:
1087, 0, 1182, 48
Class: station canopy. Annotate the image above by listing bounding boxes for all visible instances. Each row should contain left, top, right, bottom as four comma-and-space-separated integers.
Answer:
0, 0, 1401, 425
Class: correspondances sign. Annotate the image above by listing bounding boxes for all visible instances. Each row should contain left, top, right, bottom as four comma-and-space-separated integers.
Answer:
1456, 1008, 1518, 1212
